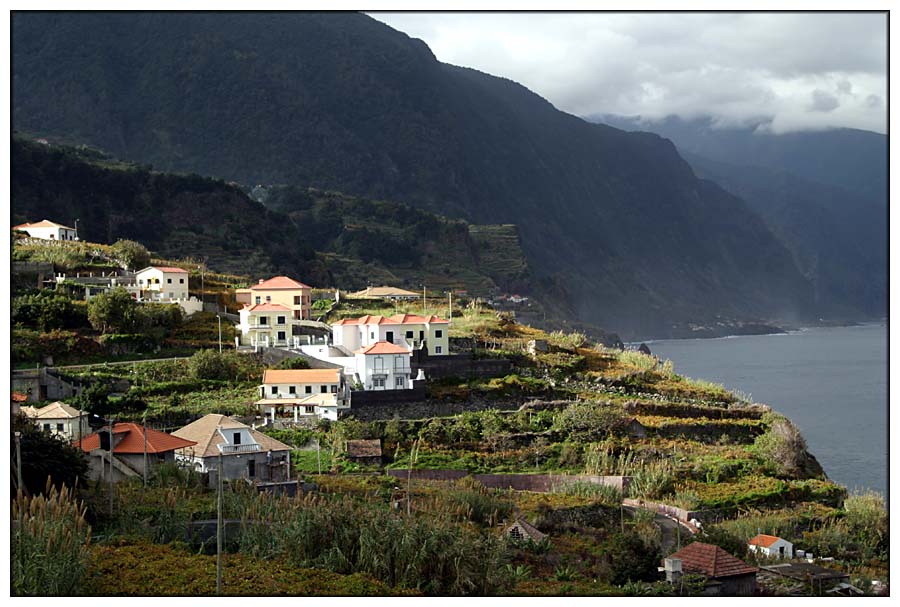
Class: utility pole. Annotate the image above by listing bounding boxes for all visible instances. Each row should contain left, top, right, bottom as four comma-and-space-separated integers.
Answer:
316, 439, 321, 475
217, 315, 223, 353
422, 285, 426, 316
14, 432, 22, 491
448, 291, 452, 324
143, 410, 148, 487
217, 449, 224, 595
108, 416, 115, 515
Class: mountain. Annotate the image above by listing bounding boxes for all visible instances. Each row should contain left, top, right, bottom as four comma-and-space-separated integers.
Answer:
592, 114, 887, 320
593, 115, 887, 201
12, 12, 814, 339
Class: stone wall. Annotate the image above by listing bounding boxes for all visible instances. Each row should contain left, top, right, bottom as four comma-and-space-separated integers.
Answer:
411, 350, 512, 380
348, 381, 426, 408
342, 396, 525, 422
385, 469, 629, 493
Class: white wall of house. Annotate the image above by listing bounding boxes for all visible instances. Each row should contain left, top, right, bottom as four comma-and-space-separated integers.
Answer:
298, 345, 357, 374
35, 415, 91, 442
354, 352, 413, 390
332, 320, 449, 355
18, 225, 78, 241
260, 380, 341, 399
749, 538, 794, 560
238, 308, 300, 347
135, 268, 190, 300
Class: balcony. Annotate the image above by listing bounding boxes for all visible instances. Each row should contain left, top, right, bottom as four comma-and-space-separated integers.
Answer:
219, 443, 261, 455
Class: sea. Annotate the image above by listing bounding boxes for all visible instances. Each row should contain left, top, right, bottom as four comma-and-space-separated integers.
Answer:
643, 324, 888, 497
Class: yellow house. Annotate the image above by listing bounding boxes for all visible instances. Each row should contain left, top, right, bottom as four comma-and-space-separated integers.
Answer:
236, 276, 312, 321
237, 303, 299, 348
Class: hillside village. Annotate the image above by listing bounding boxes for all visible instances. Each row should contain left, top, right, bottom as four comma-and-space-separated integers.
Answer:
11, 226, 888, 597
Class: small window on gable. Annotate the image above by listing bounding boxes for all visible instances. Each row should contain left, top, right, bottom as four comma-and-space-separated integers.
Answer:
233, 432, 242, 445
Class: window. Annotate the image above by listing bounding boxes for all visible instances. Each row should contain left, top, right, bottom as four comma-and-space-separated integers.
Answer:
260, 316, 268, 325
248, 459, 255, 478
320, 385, 327, 393
167, 278, 172, 284
56, 423, 64, 432
233, 432, 242, 445
305, 386, 312, 394
255, 296, 261, 304
374, 356, 384, 371
435, 346, 443, 354
179, 278, 185, 284
294, 296, 301, 305
330, 385, 337, 393
289, 386, 296, 394
271, 386, 278, 394
370, 332, 375, 339
305, 405, 315, 414
266, 295, 271, 302
406, 330, 414, 339
277, 331, 286, 341
419, 331, 425, 340
395, 377, 405, 388
277, 316, 286, 325
435, 330, 443, 338
43, 423, 50, 431
373, 378, 385, 388
386, 331, 394, 342
138, 279, 144, 285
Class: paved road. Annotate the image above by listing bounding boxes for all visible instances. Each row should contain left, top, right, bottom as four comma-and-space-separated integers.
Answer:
623, 506, 696, 553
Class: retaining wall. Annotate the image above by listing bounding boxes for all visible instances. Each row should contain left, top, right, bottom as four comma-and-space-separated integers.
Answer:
385, 469, 630, 493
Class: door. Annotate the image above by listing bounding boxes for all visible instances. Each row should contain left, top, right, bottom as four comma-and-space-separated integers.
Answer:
386, 331, 394, 343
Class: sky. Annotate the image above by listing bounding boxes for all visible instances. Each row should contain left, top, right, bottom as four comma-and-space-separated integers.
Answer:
370, 12, 888, 134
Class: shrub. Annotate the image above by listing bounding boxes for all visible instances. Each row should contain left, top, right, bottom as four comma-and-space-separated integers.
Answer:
110, 239, 151, 271
601, 531, 661, 586
12, 483, 92, 596
276, 357, 311, 370
12, 414, 89, 494
552, 481, 623, 506
187, 349, 247, 381
752, 414, 811, 477
12, 290, 88, 331
552, 401, 627, 442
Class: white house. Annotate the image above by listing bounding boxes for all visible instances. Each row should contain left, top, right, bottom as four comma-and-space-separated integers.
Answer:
354, 342, 413, 390
238, 303, 301, 348
256, 368, 349, 421
135, 266, 190, 300
748, 534, 794, 560
24, 401, 91, 442
332, 313, 450, 356
172, 414, 292, 482
13, 219, 78, 241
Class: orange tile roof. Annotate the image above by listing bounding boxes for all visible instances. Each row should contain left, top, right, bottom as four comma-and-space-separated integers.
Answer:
333, 314, 448, 326
262, 368, 342, 384
14, 219, 76, 230
355, 342, 412, 355
250, 276, 312, 290
389, 314, 449, 324
667, 542, 758, 579
75, 423, 196, 454
11, 392, 28, 403
149, 266, 190, 273
245, 303, 292, 312
749, 534, 784, 548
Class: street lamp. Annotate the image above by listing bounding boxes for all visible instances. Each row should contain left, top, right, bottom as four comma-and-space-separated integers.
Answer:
217, 314, 222, 353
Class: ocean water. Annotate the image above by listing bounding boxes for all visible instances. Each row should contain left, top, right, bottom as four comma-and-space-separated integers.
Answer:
644, 324, 887, 496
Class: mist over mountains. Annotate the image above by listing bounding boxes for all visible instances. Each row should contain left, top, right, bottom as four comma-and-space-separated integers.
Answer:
13, 12, 882, 338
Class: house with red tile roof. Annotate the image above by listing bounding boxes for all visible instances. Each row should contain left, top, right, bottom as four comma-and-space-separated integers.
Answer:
665, 542, 758, 596
236, 276, 312, 321
256, 368, 349, 421
354, 341, 414, 391
332, 313, 449, 356
748, 534, 794, 560
13, 219, 78, 241
74, 422, 197, 482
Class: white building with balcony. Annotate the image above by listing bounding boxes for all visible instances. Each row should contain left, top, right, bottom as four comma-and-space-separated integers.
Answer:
135, 266, 190, 300
354, 341, 413, 391
255, 368, 349, 421
332, 313, 449, 356
237, 303, 301, 348
172, 414, 292, 482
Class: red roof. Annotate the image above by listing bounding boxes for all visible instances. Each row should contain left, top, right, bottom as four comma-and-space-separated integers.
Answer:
244, 303, 292, 312
390, 314, 449, 324
333, 314, 449, 326
749, 534, 784, 548
147, 266, 190, 273
11, 392, 28, 403
75, 422, 196, 454
355, 341, 412, 355
250, 276, 311, 290
667, 542, 758, 579
14, 219, 76, 230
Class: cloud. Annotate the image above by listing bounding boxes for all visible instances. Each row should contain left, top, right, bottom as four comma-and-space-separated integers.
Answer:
371, 12, 887, 134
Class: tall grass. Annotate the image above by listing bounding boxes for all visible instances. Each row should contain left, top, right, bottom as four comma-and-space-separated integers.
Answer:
583, 444, 637, 476
12, 482, 92, 596
234, 487, 510, 595
551, 480, 623, 506
627, 460, 675, 501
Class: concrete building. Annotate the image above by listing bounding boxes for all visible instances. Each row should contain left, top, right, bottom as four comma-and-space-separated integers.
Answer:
238, 303, 302, 348
748, 534, 794, 560
172, 414, 292, 482
74, 422, 197, 482
23, 401, 91, 442
255, 368, 349, 421
332, 313, 449, 356
134, 266, 190, 301
354, 341, 413, 390
13, 219, 78, 241
236, 276, 312, 321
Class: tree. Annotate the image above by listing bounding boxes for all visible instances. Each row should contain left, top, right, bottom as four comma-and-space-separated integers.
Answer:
87, 287, 140, 333
276, 356, 310, 370
12, 290, 87, 331
602, 531, 661, 586
110, 239, 150, 271
188, 349, 238, 380
12, 414, 88, 496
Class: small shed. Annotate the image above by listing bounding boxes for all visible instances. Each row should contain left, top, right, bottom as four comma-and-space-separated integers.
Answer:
761, 562, 850, 594
345, 439, 383, 466
504, 518, 547, 543
665, 542, 758, 596
748, 534, 793, 559
622, 417, 648, 438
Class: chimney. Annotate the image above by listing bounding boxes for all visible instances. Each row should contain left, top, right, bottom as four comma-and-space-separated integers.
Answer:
664, 558, 682, 584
